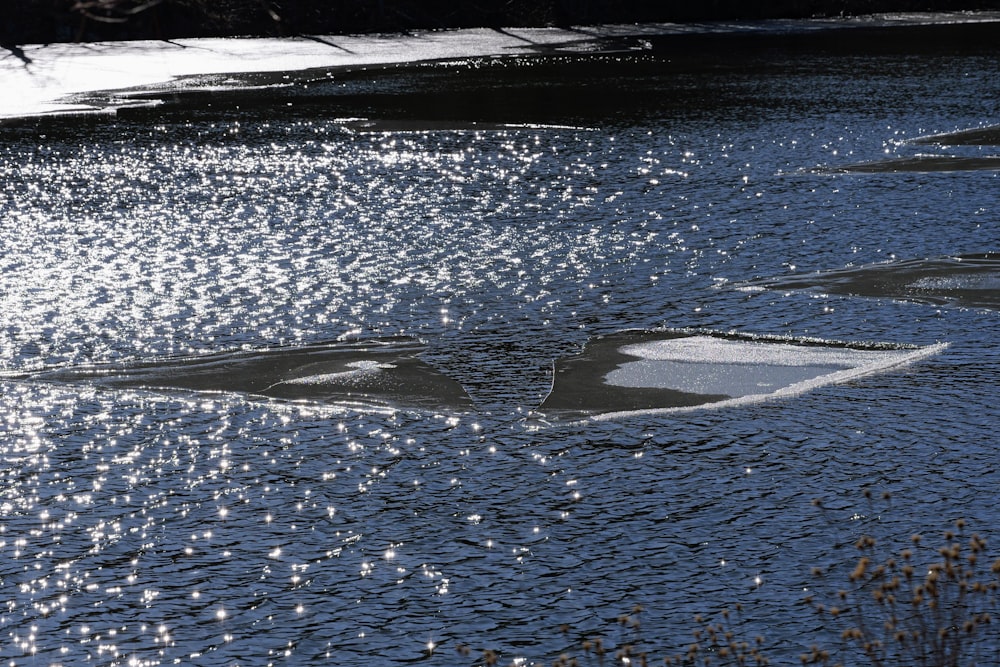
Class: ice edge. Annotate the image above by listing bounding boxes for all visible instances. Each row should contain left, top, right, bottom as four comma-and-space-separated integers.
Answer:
570, 340, 949, 424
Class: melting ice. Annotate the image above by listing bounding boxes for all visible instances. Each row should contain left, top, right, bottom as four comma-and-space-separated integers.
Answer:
539, 330, 947, 420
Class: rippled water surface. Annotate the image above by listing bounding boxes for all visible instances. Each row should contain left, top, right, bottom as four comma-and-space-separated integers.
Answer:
1, 21, 999, 666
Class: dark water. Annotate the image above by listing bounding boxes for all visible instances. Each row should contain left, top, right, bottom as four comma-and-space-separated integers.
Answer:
1, 22, 999, 666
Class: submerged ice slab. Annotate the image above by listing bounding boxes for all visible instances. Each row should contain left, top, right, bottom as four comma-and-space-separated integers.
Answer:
13, 337, 473, 411
817, 154, 1000, 173
811, 124, 1000, 174
739, 254, 1000, 310
913, 124, 1000, 146
539, 330, 946, 421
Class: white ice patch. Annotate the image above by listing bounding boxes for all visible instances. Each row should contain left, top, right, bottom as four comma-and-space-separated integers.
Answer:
606, 358, 849, 396
282, 360, 396, 385
908, 274, 1000, 291
588, 336, 948, 421
616, 336, 907, 367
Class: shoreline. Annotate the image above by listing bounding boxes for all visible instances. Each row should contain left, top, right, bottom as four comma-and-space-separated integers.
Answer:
3, 11, 1000, 122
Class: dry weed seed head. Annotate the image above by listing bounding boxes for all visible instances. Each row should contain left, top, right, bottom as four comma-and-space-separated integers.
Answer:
850, 557, 870, 582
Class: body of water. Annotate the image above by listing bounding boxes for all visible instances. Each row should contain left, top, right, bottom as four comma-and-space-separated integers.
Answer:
1, 20, 999, 666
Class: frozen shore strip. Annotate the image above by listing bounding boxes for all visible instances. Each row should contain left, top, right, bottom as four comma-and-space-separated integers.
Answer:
3, 11, 1000, 120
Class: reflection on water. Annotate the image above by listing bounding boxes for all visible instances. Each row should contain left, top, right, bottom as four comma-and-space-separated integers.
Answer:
539, 330, 945, 420
11, 337, 473, 411
739, 254, 1000, 309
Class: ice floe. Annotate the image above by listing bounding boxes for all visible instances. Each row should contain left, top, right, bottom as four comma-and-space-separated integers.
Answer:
9, 337, 473, 412
738, 254, 1000, 310
912, 123, 1000, 146
538, 330, 947, 421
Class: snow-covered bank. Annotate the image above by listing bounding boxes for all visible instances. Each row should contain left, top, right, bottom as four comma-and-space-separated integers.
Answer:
2, 11, 999, 120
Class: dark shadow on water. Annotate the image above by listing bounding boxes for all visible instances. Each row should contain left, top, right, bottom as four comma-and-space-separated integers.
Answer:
492, 26, 653, 54
12, 336, 474, 412
739, 254, 1000, 310
298, 34, 355, 54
